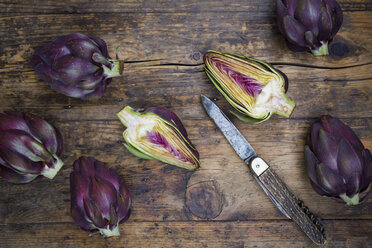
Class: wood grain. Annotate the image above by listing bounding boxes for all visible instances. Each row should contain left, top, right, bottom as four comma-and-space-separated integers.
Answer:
0, 0, 371, 247
0, 220, 371, 248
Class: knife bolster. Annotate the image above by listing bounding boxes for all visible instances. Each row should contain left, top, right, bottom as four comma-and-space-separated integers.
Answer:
250, 157, 269, 176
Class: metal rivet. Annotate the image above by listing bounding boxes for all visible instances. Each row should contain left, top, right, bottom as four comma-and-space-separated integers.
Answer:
256, 164, 260, 168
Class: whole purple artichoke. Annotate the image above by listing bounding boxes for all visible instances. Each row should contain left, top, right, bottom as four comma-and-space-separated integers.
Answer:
70, 157, 131, 237
31, 33, 123, 100
0, 111, 63, 184
305, 115, 372, 205
277, 0, 343, 56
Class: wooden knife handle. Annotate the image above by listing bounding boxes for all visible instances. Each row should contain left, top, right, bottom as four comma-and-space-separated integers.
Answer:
258, 167, 326, 245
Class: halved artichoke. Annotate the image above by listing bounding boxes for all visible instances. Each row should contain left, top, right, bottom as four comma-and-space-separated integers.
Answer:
117, 106, 200, 170
204, 50, 296, 124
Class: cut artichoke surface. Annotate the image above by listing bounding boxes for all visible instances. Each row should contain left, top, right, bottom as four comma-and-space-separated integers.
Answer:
204, 51, 295, 123
117, 106, 200, 170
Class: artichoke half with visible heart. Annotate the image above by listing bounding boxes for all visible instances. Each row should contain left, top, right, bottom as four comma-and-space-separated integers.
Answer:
117, 106, 200, 170
204, 50, 296, 124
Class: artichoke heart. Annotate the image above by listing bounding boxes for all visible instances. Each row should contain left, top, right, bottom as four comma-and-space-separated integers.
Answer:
204, 51, 296, 123
117, 106, 200, 170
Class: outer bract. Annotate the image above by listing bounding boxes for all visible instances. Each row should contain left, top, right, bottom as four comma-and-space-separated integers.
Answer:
117, 106, 200, 170
31, 33, 123, 100
70, 156, 131, 237
204, 50, 295, 124
277, 0, 343, 56
0, 111, 63, 183
305, 115, 372, 205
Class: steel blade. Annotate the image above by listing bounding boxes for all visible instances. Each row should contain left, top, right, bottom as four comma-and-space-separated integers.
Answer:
201, 95, 257, 162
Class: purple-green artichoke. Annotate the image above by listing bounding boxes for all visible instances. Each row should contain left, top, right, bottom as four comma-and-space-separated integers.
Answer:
31, 33, 123, 100
305, 115, 372, 205
204, 50, 295, 124
117, 106, 200, 170
70, 156, 131, 237
0, 111, 63, 184
277, 0, 343, 56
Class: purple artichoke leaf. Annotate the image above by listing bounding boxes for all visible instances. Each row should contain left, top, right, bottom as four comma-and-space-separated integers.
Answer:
0, 130, 54, 163
119, 208, 131, 224
337, 139, 363, 178
305, 145, 321, 185
70, 171, 90, 211
49, 80, 97, 99
330, 0, 343, 36
0, 112, 31, 133
75, 72, 104, 90
345, 172, 361, 198
52, 55, 99, 84
83, 198, 108, 229
316, 163, 346, 195
318, 6, 334, 42
117, 181, 131, 221
310, 180, 329, 196
54, 126, 63, 156
276, 0, 289, 35
74, 157, 101, 180
0, 165, 39, 184
90, 176, 118, 218
0, 148, 44, 174
294, 0, 322, 35
315, 129, 338, 171
36, 43, 71, 66
93, 159, 122, 193
282, 0, 299, 16
282, 15, 307, 47
304, 31, 318, 49
66, 38, 101, 60
71, 204, 95, 231
90, 36, 109, 57
24, 113, 59, 154
108, 203, 119, 227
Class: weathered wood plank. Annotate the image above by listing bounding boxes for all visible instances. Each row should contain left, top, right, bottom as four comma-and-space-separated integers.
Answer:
0, 65, 371, 121
0, 0, 370, 15
0, 119, 370, 224
0, 12, 371, 68
0, 220, 371, 248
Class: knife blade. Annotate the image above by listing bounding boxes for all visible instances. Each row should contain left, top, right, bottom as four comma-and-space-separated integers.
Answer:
201, 95, 326, 245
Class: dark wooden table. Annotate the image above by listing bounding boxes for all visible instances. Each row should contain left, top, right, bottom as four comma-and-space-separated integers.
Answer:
1, 1, 372, 247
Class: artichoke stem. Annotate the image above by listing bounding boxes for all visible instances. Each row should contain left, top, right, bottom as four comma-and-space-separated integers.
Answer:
103, 60, 124, 78
41, 156, 64, 179
340, 193, 360, 205
311, 42, 329, 56
274, 95, 296, 118
117, 106, 136, 127
99, 225, 120, 237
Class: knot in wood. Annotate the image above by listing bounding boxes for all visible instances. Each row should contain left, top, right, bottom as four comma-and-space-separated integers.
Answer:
185, 181, 224, 219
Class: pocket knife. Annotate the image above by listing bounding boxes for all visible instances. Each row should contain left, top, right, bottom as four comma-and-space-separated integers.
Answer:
201, 94, 326, 245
